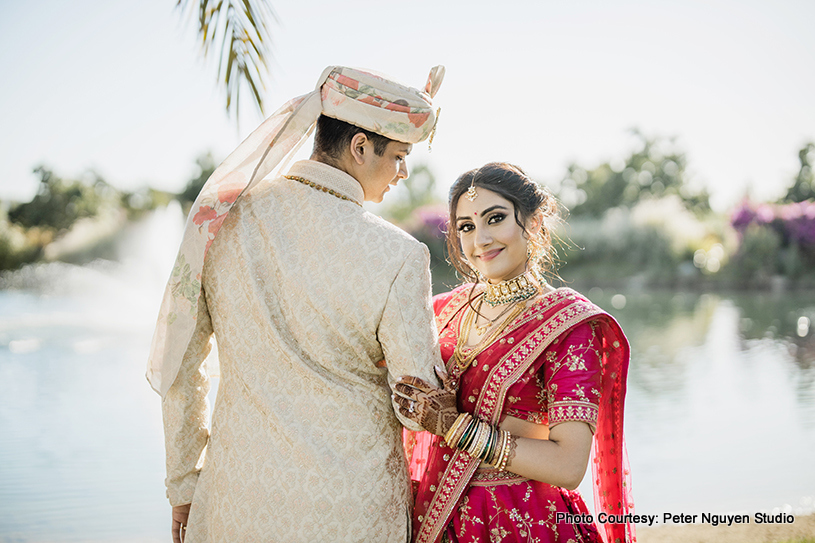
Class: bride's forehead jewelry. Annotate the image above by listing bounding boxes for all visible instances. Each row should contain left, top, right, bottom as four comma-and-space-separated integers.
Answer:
466, 180, 478, 202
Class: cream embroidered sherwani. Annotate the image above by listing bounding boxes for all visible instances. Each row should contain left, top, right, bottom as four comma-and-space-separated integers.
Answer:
162, 160, 442, 542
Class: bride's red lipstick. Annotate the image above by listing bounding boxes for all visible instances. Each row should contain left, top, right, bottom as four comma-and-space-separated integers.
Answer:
479, 248, 502, 261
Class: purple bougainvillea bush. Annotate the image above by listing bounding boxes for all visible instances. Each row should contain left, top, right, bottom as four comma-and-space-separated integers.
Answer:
730, 199, 815, 279
731, 200, 815, 247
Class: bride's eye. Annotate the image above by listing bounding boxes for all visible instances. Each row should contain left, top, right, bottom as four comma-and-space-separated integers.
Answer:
488, 213, 505, 224
457, 222, 474, 233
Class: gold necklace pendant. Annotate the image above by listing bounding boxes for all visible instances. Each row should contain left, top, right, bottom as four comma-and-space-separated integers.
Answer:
473, 296, 519, 338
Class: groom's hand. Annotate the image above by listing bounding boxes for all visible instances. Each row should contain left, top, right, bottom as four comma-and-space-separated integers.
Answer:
172, 503, 191, 543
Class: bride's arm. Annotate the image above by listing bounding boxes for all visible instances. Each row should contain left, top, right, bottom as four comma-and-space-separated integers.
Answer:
498, 321, 603, 489
498, 416, 593, 490
395, 321, 603, 489
393, 381, 594, 490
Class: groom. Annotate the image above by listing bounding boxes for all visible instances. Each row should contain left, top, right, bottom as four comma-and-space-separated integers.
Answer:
150, 66, 445, 542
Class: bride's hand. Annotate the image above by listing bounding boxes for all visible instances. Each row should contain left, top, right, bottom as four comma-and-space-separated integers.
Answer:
394, 366, 459, 436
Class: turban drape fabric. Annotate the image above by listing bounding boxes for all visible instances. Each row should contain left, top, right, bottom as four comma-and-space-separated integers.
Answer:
147, 65, 445, 397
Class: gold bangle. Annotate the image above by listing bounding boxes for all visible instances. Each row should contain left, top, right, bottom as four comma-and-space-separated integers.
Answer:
444, 413, 469, 447
491, 430, 505, 468
467, 422, 484, 458
450, 414, 472, 448
494, 430, 507, 469
498, 431, 513, 471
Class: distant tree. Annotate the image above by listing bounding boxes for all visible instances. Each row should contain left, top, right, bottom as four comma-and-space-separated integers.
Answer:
8, 167, 116, 231
559, 130, 710, 218
781, 142, 815, 203
375, 163, 457, 291
382, 163, 439, 222
177, 0, 277, 118
177, 153, 218, 209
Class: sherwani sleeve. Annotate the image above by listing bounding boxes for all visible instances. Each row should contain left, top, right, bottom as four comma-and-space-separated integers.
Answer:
161, 290, 213, 506
379, 243, 443, 431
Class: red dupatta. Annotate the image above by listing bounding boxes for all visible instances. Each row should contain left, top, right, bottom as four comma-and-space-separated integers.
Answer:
408, 286, 635, 543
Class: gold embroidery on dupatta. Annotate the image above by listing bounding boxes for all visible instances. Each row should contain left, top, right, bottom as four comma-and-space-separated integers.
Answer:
435, 286, 480, 332
471, 468, 529, 487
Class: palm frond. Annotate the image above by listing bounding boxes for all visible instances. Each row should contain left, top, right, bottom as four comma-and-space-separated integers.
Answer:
177, 0, 276, 117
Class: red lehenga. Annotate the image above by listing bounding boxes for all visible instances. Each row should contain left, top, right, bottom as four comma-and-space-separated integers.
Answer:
405, 286, 635, 543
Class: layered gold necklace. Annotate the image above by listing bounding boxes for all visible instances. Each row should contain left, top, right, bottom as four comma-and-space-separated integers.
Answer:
452, 295, 527, 372
473, 297, 516, 336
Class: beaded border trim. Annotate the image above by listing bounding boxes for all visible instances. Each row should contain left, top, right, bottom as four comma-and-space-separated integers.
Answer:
284, 175, 362, 207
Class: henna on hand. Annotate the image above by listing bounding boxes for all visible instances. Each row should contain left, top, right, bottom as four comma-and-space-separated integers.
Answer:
435, 364, 455, 390
392, 392, 421, 424
417, 386, 459, 437
504, 435, 518, 469
395, 375, 460, 436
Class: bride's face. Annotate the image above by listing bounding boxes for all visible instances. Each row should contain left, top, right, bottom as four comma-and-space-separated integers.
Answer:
454, 188, 539, 284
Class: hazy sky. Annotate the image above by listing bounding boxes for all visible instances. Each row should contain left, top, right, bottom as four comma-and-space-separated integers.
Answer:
1, 0, 814, 212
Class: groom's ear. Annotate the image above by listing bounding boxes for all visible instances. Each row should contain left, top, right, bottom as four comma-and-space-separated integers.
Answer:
349, 132, 369, 166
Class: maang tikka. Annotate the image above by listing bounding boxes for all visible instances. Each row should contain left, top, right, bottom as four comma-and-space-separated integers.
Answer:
465, 179, 478, 201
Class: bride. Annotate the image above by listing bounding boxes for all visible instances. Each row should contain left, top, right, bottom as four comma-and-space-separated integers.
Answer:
394, 162, 635, 543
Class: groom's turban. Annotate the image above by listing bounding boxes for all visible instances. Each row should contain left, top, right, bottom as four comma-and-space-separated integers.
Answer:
320, 65, 444, 143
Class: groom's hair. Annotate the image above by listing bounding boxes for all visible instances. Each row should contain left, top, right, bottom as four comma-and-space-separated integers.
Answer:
313, 114, 391, 160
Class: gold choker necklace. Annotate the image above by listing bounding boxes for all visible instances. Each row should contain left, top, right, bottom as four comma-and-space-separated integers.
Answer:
483, 272, 539, 307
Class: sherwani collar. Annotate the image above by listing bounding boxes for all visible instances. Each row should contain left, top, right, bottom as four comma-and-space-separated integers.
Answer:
286, 160, 366, 205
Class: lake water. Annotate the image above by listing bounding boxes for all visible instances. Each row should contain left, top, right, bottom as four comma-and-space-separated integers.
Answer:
0, 209, 813, 541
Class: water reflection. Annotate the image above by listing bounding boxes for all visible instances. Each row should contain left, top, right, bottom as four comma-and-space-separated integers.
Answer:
0, 214, 813, 540
0, 206, 184, 542
579, 287, 815, 517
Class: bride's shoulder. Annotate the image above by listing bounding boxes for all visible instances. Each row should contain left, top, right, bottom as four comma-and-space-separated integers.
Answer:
432, 283, 477, 315
527, 285, 592, 310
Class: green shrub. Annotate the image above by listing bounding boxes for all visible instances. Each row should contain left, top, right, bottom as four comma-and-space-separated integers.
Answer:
727, 223, 782, 282
0, 214, 40, 270
8, 167, 115, 232
560, 212, 682, 283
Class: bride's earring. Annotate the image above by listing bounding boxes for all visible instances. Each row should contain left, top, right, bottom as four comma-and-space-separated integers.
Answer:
528, 234, 548, 284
